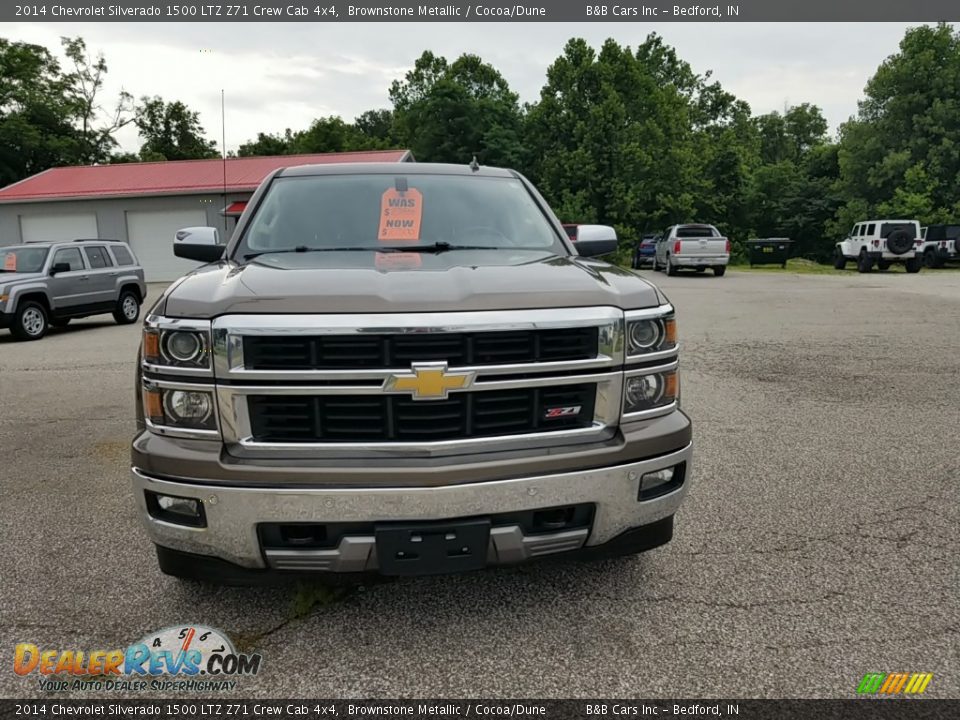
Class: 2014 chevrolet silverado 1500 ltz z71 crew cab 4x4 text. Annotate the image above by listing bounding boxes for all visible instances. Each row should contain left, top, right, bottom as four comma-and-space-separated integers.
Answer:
131, 163, 693, 583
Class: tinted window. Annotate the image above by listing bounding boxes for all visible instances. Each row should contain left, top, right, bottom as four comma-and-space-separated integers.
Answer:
239, 174, 561, 256
946, 226, 960, 239
1, 246, 49, 273
84, 246, 112, 269
110, 244, 135, 266
867, 223, 876, 235
53, 248, 84, 271
858, 225, 866, 236
676, 226, 718, 238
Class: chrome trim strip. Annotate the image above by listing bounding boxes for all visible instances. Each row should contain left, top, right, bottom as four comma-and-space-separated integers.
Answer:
219, 370, 619, 395
261, 526, 589, 572
141, 363, 213, 378
624, 304, 674, 321
212, 306, 628, 380
214, 307, 624, 333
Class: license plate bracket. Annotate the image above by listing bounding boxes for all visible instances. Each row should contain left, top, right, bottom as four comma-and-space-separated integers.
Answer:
375, 519, 491, 576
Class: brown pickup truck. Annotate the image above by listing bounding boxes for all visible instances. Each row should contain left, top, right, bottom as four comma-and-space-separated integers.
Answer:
131, 162, 693, 583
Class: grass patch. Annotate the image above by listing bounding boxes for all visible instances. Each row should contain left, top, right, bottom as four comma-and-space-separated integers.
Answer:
734, 258, 846, 275
290, 582, 352, 619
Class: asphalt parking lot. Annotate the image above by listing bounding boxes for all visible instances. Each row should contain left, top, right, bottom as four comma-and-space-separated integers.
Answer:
1, 270, 957, 700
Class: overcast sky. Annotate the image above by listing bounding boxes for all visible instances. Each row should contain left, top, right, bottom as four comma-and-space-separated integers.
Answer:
10, 22, 922, 155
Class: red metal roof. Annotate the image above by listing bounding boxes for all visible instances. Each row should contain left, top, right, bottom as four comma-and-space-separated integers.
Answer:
0, 150, 412, 203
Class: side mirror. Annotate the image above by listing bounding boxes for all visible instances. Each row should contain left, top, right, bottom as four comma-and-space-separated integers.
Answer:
573, 225, 618, 257
50, 262, 71, 275
173, 226, 225, 262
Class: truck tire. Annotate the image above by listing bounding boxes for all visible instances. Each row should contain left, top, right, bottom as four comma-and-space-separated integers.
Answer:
922, 249, 938, 269
886, 228, 914, 255
833, 249, 847, 270
856, 250, 873, 273
905, 256, 922, 273
666, 256, 678, 276
877, 259, 891, 271
713, 266, 726, 276
11, 300, 49, 341
113, 290, 141, 325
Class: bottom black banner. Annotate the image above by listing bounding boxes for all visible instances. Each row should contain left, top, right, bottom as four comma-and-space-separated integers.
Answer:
0, 700, 956, 720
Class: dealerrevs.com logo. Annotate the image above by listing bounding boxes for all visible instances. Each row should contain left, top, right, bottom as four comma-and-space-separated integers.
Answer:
14, 625, 262, 692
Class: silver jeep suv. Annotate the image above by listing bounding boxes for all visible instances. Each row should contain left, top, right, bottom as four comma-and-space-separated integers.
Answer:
0, 240, 147, 340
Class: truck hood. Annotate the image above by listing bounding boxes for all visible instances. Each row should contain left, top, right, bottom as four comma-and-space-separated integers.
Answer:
160, 250, 664, 317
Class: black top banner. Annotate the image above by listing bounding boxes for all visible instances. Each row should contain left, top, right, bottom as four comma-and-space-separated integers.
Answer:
5, 0, 960, 22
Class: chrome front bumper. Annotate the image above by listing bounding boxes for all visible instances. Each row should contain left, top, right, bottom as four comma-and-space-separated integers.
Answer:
131, 443, 692, 572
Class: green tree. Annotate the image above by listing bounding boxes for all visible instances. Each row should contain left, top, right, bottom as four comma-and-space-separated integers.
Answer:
836, 23, 960, 226
135, 96, 219, 161
61, 36, 133, 164
238, 129, 295, 156
389, 51, 524, 166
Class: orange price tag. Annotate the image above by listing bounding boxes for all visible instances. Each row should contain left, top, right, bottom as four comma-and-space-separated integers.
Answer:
378, 188, 423, 242
3, 253, 15, 271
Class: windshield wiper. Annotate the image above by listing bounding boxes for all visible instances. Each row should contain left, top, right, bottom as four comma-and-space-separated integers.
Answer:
377, 242, 499, 253
243, 246, 376, 260
243, 243, 505, 260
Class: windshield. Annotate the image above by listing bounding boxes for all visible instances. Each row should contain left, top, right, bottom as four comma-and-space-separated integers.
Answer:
236, 174, 563, 259
1, 246, 49, 273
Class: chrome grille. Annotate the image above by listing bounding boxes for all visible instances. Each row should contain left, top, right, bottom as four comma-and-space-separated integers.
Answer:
247, 384, 597, 443
242, 327, 599, 370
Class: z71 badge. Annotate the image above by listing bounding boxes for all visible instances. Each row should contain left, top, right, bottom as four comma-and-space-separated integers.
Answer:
544, 406, 581, 419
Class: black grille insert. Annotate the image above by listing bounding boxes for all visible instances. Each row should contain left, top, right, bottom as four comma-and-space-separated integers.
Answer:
247, 384, 597, 443
243, 327, 599, 370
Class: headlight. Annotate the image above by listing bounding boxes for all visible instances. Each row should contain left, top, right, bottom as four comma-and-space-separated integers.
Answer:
626, 313, 677, 357
144, 385, 218, 432
623, 369, 679, 415
143, 326, 210, 369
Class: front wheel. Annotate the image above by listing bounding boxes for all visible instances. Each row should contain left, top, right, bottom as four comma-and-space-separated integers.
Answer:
905, 257, 922, 274
11, 301, 49, 341
922, 250, 938, 269
713, 266, 726, 277
833, 249, 847, 270
113, 290, 141, 324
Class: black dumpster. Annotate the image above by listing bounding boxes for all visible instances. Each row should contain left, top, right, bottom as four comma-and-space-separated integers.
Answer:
747, 238, 793, 268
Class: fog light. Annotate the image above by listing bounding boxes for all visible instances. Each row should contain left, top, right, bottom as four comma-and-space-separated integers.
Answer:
145, 491, 206, 527
638, 463, 685, 500
158, 494, 200, 517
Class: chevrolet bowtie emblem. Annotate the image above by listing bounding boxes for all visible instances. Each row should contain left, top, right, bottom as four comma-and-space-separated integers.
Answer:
385, 362, 476, 400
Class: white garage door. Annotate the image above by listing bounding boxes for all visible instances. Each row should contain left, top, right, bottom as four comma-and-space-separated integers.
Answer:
127, 209, 209, 282
21, 213, 98, 242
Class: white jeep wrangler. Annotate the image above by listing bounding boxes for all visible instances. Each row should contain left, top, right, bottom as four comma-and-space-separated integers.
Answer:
834, 219, 923, 273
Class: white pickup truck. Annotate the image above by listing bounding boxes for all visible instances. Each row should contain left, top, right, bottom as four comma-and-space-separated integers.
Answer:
653, 224, 730, 277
